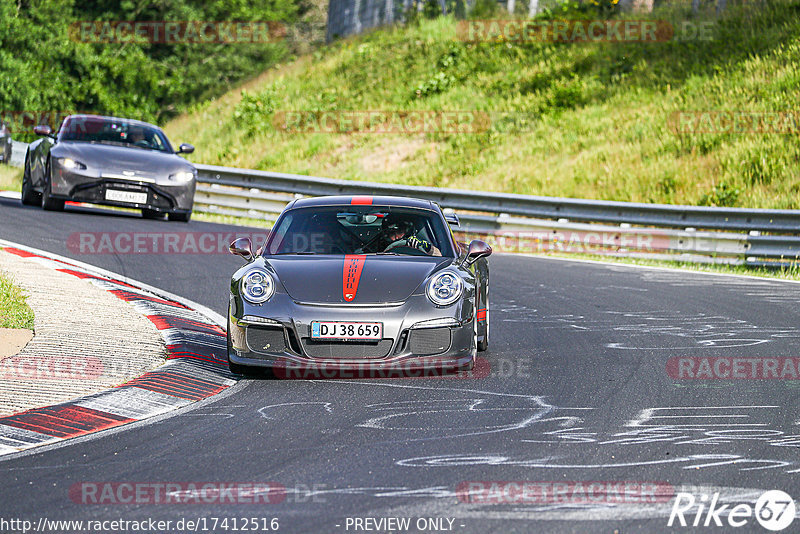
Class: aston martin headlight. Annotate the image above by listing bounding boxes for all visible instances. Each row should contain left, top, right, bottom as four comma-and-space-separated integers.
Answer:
240, 269, 275, 304
426, 271, 463, 306
57, 157, 86, 170
169, 170, 195, 182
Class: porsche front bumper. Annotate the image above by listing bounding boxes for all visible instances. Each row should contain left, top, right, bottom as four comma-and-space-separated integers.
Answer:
228, 293, 477, 375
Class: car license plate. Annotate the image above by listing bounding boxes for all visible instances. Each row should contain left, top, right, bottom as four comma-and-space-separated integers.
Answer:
105, 189, 148, 204
311, 321, 382, 340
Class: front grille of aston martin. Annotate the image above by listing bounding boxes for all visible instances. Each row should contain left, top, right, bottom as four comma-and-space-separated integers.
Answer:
69, 181, 175, 209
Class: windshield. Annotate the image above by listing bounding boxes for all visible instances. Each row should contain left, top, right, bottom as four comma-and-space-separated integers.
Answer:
59, 117, 174, 153
265, 205, 455, 257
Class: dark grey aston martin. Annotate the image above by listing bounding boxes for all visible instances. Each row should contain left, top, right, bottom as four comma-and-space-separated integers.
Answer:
22, 114, 196, 221
227, 195, 491, 377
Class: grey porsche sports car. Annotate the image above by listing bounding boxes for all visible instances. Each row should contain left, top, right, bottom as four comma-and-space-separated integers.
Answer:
22, 114, 196, 221
227, 195, 491, 376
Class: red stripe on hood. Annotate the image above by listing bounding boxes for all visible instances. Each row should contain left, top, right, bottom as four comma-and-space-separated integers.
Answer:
351, 196, 373, 205
343, 255, 366, 302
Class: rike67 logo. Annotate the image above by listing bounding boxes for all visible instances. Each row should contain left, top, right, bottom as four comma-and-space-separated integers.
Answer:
668, 490, 795, 531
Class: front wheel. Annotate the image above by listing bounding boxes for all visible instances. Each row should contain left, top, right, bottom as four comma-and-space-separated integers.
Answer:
477, 288, 489, 352
41, 160, 64, 211
227, 314, 251, 376
168, 211, 191, 222
227, 358, 249, 375
21, 154, 40, 206
141, 208, 163, 220
457, 315, 477, 373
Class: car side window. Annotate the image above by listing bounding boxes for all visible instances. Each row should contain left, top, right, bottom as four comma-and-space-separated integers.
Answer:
268, 214, 294, 254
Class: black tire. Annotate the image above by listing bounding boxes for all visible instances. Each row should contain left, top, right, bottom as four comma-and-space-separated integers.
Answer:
141, 208, 162, 219
228, 358, 248, 375
41, 159, 65, 211
459, 315, 478, 373
477, 286, 489, 352
168, 210, 191, 222
227, 314, 250, 376
21, 153, 41, 206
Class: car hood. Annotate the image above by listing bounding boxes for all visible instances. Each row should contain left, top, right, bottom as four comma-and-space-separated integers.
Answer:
55, 142, 193, 175
266, 255, 453, 304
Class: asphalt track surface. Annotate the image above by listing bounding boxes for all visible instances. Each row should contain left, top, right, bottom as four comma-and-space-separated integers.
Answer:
1, 197, 799, 533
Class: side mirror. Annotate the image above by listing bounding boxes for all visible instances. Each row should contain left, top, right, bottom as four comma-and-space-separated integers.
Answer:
33, 125, 53, 137
229, 237, 254, 261
177, 143, 195, 155
466, 239, 492, 265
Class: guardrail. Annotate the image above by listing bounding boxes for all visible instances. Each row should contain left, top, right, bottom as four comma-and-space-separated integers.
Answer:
194, 163, 800, 267
7, 145, 799, 266
195, 164, 800, 233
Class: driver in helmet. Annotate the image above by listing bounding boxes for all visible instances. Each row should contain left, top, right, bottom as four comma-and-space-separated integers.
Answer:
382, 218, 441, 256
128, 126, 148, 147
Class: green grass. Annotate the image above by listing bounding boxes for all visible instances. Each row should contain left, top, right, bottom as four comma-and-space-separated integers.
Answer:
0, 272, 34, 330
0, 166, 22, 193
164, 0, 800, 209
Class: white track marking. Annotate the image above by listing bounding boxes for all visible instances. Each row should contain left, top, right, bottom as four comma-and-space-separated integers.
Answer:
0, 424, 59, 448
74, 388, 193, 419
258, 402, 334, 420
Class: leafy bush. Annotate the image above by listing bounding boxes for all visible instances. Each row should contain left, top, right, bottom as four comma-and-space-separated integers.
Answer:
0, 0, 296, 139
233, 88, 279, 135
468, 0, 499, 19
699, 181, 741, 207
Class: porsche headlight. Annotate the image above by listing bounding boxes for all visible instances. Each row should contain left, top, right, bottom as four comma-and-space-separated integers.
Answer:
58, 157, 87, 170
240, 269, 275, 304
426, 271, 463, 306
169, 170, 195, 183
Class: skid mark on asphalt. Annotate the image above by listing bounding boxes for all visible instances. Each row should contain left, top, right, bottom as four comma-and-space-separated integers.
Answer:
497, 307, 800, 350
630, 269, 800, 304
259, 402, 335, 420
245, 483, 800, 522
261, 381, 800, 474
400, 405, 800, 473
257, 381, 593, 446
